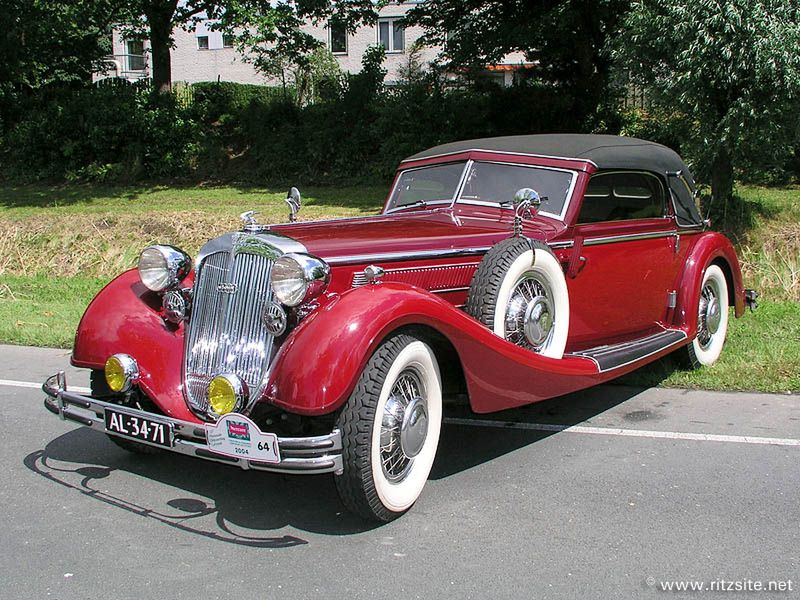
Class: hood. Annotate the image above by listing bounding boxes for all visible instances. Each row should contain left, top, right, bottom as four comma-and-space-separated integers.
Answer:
270, 207, 563, 264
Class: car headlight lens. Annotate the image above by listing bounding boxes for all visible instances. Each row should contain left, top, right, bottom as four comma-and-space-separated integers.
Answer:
138, 245, 192, 292
208, 374, 247, 416
104, 354, 139, 393
271, 253, 330, 307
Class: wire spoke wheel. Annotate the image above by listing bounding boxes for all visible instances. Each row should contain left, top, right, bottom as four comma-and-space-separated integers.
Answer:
335, 334, 442, 522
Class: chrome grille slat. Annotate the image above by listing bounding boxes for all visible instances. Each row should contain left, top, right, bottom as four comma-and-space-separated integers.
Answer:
184, 241, 277, 416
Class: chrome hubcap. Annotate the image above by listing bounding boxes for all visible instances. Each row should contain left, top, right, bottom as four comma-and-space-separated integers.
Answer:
523, 296, 553, 347
380, 370, 427, 482
505, 272, 555, 351
697, 282, 720, 349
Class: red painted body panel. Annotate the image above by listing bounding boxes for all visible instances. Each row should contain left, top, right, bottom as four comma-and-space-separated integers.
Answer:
265, 283, 603, 416
670, 231, 746, 332
71, 269, 201, 424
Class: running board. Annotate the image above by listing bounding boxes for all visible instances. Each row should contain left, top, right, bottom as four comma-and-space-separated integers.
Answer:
569, 329, 687, 372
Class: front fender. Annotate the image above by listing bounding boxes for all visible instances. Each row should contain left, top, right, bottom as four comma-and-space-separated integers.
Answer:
673, 232, 745, 335
71, 269, 198, 422
264, 283, 602, 416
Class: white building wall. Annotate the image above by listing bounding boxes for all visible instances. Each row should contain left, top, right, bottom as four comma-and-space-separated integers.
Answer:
99, 2, 529, 86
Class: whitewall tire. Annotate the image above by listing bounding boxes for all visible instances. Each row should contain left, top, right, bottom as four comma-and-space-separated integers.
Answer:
683, 264, 730, 368
335, 334, 442, 521
466, 238, 570, 358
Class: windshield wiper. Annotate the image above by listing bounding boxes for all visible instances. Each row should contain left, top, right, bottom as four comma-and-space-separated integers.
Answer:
394, 199, 428, 209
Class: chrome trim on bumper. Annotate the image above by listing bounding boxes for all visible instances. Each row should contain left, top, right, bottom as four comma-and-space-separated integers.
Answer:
42, 373, 343, 475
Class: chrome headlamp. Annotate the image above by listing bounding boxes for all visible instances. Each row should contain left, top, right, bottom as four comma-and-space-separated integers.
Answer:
271, 253, 330, 307
138, 245, 192, 292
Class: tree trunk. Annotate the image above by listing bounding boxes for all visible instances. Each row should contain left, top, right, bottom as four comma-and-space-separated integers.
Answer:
145, 1, 178, 93
711, 146, 734, 205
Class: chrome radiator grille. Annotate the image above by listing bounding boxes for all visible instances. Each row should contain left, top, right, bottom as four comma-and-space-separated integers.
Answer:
184, 247, 277, 416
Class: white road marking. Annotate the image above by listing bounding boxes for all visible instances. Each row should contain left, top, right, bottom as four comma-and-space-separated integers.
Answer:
443, 417, 800, 448
0, 378, 91, 394
3, 377, 798, 447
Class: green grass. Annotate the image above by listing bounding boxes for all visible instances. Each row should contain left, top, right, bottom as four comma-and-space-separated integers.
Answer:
0, 275, 107, 348
0, 182, 797, 393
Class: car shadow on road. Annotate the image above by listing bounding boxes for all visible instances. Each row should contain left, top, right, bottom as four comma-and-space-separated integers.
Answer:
24, 384, 649, 543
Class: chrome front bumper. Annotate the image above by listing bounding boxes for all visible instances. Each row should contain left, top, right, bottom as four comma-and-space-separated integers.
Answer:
42, 372, 343, 475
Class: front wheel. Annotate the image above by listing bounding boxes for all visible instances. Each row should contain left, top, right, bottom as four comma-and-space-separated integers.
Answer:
334, 334, 442, 522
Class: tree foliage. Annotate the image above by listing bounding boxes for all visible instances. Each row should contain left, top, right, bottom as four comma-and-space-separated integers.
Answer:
615, 0, 800, 202
120, 1, 379, 93
404, 0, 630, 128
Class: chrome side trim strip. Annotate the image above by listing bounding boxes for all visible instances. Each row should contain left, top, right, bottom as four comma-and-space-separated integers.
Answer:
328, 247, 492, 265
582, 231, 675, 246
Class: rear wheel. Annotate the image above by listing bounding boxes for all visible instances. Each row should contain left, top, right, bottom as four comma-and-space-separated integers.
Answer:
334, 334, 442, 522
90, 370, 162, 455
679, 264, 730, 369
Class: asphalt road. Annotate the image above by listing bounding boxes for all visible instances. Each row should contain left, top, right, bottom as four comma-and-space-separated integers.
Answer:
1, 344, 798, 600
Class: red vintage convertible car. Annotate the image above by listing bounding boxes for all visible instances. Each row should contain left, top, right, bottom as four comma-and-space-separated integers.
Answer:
43, 135, 756, 521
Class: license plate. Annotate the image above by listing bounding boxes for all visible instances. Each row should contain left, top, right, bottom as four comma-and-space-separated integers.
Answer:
205, 413, 280, 463
104, 408, 174, 448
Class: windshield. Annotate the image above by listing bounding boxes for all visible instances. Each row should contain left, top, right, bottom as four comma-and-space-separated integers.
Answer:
386, 162, 467, 211
458, 162, 575, 218
386, 160, 575, 219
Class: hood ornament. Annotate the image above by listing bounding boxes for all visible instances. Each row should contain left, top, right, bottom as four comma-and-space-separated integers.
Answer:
239, 210, 263, 232
285, 187, 301, 223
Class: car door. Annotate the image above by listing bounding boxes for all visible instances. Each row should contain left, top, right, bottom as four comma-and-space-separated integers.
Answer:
565, 170, 682, 349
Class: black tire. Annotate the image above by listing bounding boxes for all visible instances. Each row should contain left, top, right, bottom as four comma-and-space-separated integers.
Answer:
334, 334, 442, 522
90, 370, 162, 455
465, 237, 570, 358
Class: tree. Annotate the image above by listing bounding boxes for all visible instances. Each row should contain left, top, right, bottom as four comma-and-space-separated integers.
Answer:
404, 0, 630, 129
615, 0, 800, 203
1, 0, 129, 131
121, 1, 379, 94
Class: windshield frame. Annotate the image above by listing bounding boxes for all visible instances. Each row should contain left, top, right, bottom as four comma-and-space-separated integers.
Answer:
453, 159, 578, 221
384, 161, 469, 214
385, 159, 578, 222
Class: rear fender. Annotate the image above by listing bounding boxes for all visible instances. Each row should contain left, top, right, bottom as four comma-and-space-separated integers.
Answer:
264, 283, 601, 416
71, 269, 197, 422
673, 232, 745, 336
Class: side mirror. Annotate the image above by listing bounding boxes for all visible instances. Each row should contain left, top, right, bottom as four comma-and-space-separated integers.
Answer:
286, 187, 301, 223
511, 188, 541, 237
513, 187, 542, 211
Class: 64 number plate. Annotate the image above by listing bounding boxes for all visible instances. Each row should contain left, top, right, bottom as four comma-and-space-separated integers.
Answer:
104, 408, 173, 448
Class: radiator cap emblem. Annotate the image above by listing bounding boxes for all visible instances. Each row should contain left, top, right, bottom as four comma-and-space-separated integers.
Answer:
262, 302, 287, 336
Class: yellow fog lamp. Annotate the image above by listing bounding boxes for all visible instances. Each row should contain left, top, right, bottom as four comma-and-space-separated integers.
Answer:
104, 354, 139, 393
208, 373, 248, 416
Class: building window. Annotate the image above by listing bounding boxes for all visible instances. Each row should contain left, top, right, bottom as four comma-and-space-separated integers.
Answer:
197, 35, 209, 50
125, 40, 145, 71
379, 19, 405, 53
329, 22, 347, 54
222, 34, 234, 48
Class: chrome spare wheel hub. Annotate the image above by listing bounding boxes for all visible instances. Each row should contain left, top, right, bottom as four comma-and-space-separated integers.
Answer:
523, 296, 553, 347
380, 369, 427, 482
505, 272, 555, 351
697, 283, 720, 348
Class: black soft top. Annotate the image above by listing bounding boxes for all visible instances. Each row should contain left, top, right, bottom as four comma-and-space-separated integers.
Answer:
405, 134, 689, 175
404, 134, 702, 226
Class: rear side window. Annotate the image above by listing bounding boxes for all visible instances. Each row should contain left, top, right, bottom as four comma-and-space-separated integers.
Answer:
578, 171, 666, 223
